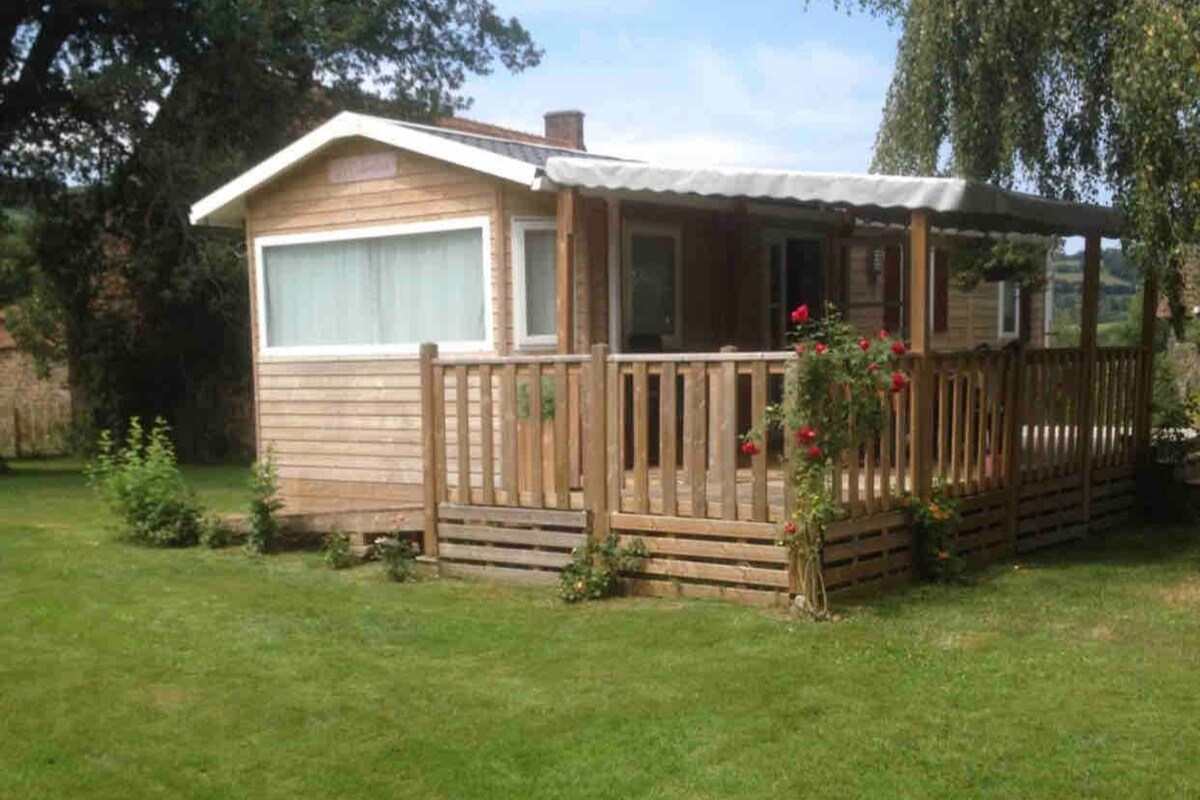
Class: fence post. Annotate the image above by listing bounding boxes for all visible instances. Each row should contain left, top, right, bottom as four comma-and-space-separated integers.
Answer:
908, 211, 934, 500
718, 345, 738, 519
1077, 233, 1101, 527
585, 344, 610, 542
419, 343, 441, 557
12, 406, 21, 459
1002, 345, 1026, 549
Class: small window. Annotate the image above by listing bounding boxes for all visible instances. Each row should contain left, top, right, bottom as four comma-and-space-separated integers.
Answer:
999, 280, 1020, 337
512, 218, 557, 348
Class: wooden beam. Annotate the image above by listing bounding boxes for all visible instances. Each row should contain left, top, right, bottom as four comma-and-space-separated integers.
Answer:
606, 197, 621, 350
1078, 232, 1102, 525
908, 211, 933, 498
556, 188, 578, 354
585, 344, 610, 541
419, 343, 441, 557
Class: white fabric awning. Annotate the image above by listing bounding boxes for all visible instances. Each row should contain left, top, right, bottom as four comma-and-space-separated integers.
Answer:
542, 158, 1122, 238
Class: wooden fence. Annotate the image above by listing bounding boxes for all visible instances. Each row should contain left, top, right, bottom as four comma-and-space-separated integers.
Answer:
0, 396, 72, 458
420, 343, 1147, 604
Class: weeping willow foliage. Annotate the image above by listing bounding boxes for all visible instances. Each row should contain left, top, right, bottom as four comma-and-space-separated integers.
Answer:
838, 0, 1200, 324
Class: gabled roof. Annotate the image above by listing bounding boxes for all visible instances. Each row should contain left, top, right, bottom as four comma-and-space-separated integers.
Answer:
391, 120, 619, 169
189, 111, 609, 228
191, 111, 1122, 238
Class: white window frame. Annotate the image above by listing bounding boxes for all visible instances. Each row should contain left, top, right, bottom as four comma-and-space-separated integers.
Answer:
998, 279, 1020, 339
623, 221, 683, 350
254, 216, 493, 358
510, 216, 558, 350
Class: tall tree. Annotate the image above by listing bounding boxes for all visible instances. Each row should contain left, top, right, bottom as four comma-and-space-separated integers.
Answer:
844, 0, 1199, 321
1, 1, 540, 458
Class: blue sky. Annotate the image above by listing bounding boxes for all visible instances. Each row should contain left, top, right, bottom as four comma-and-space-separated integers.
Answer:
463, 1, 900, 172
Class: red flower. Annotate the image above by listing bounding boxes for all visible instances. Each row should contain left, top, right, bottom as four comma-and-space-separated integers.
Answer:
740, 439, 760, 456
791, 304, 810, 324
814, 342, 828, 355
806, 444, 823, 461
783, 521, 797, 535
891, 372, 909, 393
867, 362, 878, 373
878, 329, 890, 340
890, 341, 908, 356
859, 338, 870, 351
797, 426, 818, 444
795, 343, 807, 354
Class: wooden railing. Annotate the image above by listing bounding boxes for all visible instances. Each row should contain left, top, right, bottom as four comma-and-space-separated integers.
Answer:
929, 350, 1019, 497
420, 343, 1149, 552
1091, 347, 1142, 468
423, 350, 591, 512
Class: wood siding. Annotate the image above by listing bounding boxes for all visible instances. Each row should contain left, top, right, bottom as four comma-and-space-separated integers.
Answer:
246, 138, 548, 507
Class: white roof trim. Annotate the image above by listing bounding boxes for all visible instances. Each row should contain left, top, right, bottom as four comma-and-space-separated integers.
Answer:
189, 111, 539, 227
543, 157, 1122, 237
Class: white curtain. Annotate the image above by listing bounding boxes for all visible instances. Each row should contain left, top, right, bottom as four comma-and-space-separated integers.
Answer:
523, 228, 556, 337
263, 227, 485, 348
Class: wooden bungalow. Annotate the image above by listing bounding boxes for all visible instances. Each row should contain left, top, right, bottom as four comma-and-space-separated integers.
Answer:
191, 110, 1150, 604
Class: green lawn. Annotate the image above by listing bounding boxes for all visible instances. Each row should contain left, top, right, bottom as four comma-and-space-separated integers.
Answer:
2, 459, 1199, 798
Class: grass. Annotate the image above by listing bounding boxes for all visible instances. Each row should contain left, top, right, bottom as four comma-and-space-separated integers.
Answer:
2, 458, 1199, 798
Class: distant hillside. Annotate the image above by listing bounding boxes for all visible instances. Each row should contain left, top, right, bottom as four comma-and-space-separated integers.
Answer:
1049, 248, 1137, 327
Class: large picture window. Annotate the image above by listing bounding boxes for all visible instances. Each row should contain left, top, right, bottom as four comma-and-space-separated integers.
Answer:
512, 217, 557, 348
256, 218, 491, 355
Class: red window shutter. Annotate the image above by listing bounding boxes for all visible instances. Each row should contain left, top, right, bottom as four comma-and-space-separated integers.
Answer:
883, 245, 901, 332
933, 248, 950, 333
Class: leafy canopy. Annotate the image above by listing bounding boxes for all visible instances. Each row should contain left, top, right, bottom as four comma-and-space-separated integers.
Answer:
840, 0, 1199, 320
1, 1, 540, 457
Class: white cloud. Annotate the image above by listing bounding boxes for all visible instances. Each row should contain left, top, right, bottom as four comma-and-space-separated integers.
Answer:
462, 34, 892, 173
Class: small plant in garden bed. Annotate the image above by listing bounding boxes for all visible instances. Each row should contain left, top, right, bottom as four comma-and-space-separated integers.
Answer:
374, 534, 420, 582
323, 531, 357, 570
199, 515, 235, 549
741, 302, 909, 617
245, 449, 283, 555
899, 481, 964, 583
85, 416, 203, 547
558, 534, 649, 603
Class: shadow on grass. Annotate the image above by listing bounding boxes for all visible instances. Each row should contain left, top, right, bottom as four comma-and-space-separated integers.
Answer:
845, 516, 1200, 618
1013, 520, 1200, 571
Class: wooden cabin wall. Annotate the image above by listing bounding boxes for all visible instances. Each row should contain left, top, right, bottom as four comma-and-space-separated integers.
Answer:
246, 138, 516, 508
840, 239, 1047, 350
619, 202, 743, 351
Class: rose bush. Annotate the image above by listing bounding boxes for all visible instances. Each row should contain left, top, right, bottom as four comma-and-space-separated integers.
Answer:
740, 302, 910, 616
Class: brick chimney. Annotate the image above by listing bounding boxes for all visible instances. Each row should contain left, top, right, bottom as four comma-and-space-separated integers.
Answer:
544, 110, 585, 151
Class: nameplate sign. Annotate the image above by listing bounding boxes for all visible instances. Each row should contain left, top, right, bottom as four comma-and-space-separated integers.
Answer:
329, 152, 398, 184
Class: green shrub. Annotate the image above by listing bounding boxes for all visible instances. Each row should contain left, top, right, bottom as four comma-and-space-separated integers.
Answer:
84, 417, 202, 547
199, 515, 235, 549
516, 376, 556, 421
245, 451, 283, 554
323, 531, 357, 570
374, 535, 419, 582
900, 482, 965, 584
558, 534, 649, 603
